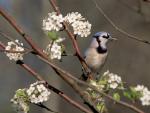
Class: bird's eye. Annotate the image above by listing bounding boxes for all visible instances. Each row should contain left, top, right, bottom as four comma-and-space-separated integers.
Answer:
102, 34, 109, 39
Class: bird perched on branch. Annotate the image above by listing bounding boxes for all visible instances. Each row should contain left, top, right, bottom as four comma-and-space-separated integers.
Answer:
84, 31, 116, 80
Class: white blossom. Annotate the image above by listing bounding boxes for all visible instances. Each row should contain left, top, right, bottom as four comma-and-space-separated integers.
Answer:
5, 40, 24, 61
11, 89, 29, 113
108, 74, 122, 83
65, 12, 85, 24
71, 21, 91, 37
50, 42, 61, 59
134, 85, 146, 92
26, 81, 51, 104
108, 74, 122, 89
43, 12, 64, 31
134, 85, 150, 106
64, 12, 91, 37
44, 38, 65, 60
102, 71, 122, 89
109, 82, 118, 89
43, 12, 91, 38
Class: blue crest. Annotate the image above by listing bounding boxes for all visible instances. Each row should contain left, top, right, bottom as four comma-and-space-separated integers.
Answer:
93, 32, 110, 39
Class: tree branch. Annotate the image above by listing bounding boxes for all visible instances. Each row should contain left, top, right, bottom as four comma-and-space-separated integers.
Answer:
0, 32, 145, 113
48, 0, 93, 78
37, 55, 145, 113
0, 7, 47, 59
0, 4, 145, 113
0, 42, 92, 113
34, 103, 60, 113
0, 5, 98, 112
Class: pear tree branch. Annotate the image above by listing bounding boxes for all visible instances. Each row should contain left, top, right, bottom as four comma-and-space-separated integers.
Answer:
0, 41, 92, 113
0, 2, 146, 113
48, 0, 92, 78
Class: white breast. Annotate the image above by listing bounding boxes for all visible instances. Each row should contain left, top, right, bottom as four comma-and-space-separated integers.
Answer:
85, 48, 108, 72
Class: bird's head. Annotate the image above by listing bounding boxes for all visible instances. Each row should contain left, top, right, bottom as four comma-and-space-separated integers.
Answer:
90, 32, 116, 49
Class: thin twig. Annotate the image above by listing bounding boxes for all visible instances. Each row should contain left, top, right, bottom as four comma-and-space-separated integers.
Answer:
92, 0, 150, 45
0, 31, 18, 44
0, 49, 31, 54
49, 0, 61, 14
0, 7, 46, 59
0, 31, 33, 54
0, 30, 32, 51
35, 103, 60, 113
0, 41, 5, 49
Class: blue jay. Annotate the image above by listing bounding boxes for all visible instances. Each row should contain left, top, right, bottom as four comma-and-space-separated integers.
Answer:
84, 31, 116, 79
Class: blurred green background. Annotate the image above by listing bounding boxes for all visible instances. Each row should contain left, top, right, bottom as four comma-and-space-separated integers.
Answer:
0, 0, 150, 113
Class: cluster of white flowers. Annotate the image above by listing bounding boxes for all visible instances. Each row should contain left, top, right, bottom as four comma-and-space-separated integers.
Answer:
5, 40, 24, 61
44, 38, 65, 60
11, 89, 29, 113
65, 12, 85, 23
87, 80, 106, 112
134, 85, 150, 106
49, 42, 61, 60
88, 71, 122, 90
11, 81, 51, 113
43, 12, 64, 31
26, 81, 51, 104
103, 70, 122, 89
43, 12, 91, 37
64, 12, 91, 37
71, 21, 91, 37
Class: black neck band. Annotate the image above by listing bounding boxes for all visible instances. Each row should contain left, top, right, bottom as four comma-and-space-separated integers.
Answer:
96, 46, 107, 54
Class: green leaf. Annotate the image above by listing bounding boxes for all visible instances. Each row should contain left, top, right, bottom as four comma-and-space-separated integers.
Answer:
16, 89, 29, 101
123, 91, 132, 100
96, 102, 106, 112
91, 91, 97, 98
98, 80, 107, 85
130, 87, 142, 99
113, 93, 120, 101
47, 31, 58, 41
16, 89, 26, 97
123, 87, 142, 101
